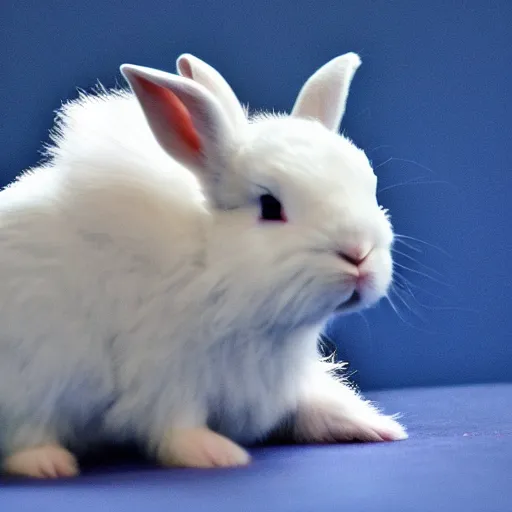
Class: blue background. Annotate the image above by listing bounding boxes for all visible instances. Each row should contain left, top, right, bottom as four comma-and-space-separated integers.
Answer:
1, 1, 510, 390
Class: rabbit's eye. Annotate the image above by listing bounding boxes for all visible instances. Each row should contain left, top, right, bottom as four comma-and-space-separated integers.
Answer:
259, 194, 287, 222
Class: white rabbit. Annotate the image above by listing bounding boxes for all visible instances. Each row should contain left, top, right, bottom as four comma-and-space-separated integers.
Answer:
0, 52, 407, 479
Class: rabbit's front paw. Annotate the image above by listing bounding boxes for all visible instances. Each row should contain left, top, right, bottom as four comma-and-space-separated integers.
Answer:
3, 444, 79, 479
294, 398, 408, 443
157, 427, 251, 468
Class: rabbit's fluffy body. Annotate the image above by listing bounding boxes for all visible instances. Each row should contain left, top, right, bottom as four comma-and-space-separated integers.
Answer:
0, 53, 406, 477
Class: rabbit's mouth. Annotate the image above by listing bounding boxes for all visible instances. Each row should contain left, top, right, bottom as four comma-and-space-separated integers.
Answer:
335, 290, 361, 312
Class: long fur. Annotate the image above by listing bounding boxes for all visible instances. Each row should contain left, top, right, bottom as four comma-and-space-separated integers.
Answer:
0, 54, 406, 468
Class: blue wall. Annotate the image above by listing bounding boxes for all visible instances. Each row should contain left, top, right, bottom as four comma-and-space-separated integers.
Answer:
1, 1, 511, 390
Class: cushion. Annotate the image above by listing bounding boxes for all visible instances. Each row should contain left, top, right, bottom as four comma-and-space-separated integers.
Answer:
2, 383, 511, 511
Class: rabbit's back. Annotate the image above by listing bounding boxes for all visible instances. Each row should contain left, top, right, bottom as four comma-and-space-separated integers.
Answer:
0, 87, 209, 330
0, 170, 117, 451
0, 89, 212, 453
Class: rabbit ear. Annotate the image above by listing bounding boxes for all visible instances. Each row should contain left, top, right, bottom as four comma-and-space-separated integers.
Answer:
177, 54, 247, 130
121, 64, 234, 183
291, 53, 361, 132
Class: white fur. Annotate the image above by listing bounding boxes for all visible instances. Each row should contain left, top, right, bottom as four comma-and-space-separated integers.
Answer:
0, 53, 406, 476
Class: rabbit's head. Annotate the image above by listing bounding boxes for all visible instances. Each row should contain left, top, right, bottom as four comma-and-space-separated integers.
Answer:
121, 54, 393, 326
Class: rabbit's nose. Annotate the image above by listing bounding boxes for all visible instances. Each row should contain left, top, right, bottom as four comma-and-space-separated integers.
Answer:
336, 247, 370, 267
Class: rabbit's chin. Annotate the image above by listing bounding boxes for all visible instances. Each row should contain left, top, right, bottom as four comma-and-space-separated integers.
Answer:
333, 286, 389, 315
334, 290, 364, 313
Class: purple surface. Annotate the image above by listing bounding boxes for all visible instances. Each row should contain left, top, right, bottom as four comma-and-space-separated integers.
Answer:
1, 383, 511, 512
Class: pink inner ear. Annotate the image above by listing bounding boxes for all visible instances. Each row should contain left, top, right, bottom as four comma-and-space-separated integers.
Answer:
135, 76, 201, 154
